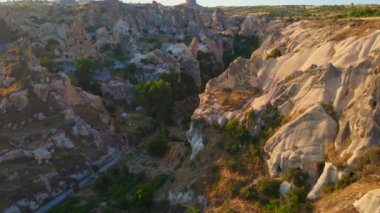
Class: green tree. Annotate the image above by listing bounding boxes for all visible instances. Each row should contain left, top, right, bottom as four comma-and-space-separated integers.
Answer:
159, 72, 198, 100
132, 185, 154, 207
285, 168, 309, 187
135, 79, 173, 124
38, 55, 54, 72
75, 57, 101, 95
147, 131, 169, 158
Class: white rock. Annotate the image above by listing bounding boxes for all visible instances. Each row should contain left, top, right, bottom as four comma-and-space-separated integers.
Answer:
264, 104, 337, 179
307, 162, 337, 200
50, 132, 74, 149
187, 121, 204, 160
9, 90, 29, 111
279, 181, 292, 197
353, 189, 380, 213
32, 147, 51, 163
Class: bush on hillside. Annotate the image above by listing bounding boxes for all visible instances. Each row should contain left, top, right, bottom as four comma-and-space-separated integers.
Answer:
147, 131, 170, 158
285, 168, 309, 188
256, 179, 281, 199
38, 55, 54, 72
223, 119, 250, 141
159, 72, 198, 100
75, 57, 102, 95
135, 79, 173, 124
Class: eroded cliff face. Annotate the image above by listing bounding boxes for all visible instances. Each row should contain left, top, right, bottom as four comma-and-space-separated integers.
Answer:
190, 18, 380, 204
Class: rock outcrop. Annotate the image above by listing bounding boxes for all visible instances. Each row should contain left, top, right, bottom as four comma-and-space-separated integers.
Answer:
353, 189, 380, 213
264, 104, 337, 179
307, 162, 338, 200
8, 90, 29, 111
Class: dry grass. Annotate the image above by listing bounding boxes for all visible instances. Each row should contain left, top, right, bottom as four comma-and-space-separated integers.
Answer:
207, 199, 264, 213
315, 178, 380, 213
325, 140, 352, 169
0, 81, 21, 96
301, 19, 380, 42
213, 88, 254, 112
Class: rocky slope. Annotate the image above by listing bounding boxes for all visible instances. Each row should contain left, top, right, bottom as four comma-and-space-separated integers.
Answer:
188, 18, 380, 210
0, 40, 120, 211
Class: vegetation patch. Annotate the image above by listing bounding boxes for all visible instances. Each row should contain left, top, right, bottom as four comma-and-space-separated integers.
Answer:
74, 57, 102, 95
135, 79, 174, 124
147, 130, 170, 158
50, 166, 168, 213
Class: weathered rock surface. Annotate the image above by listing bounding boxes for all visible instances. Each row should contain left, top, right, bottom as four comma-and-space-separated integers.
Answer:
8, 90, 29, 111
354, 189, 380, 213
264, 104, 337, 179
307, 162, 338, 200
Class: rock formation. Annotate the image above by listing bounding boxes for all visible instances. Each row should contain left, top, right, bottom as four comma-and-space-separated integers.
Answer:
354, 189, 380, 213
191, 19, 380, 201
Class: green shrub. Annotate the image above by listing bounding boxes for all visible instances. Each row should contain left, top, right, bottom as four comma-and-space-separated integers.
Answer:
261, 186, 310, 213
285, 168, 309, 187
185, 208, 200, 213
256, 179, 281, 198
75, 57, 102, 95
38, 55, 54, 72
240, 186, 256, 201
183, 34, 193, 46
348, 7, 380, 17
100, 44, 112, 53
131, 185, 154, 207
135, 79, 174, 124
159, 72, 198, 100
113, 44, 125, 61
147, 131, 170, 158
223, 119, 249, 141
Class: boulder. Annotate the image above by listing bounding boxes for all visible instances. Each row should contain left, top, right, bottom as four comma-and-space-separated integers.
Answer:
49, 132, 74, 149
279, 181, 292, 197
33, 83, 51, 101
99, 113, 111, 125
32, 147, 51, 163
9, 90, 29, 111
72, 119, 92, 137
63, 108, 76, 122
